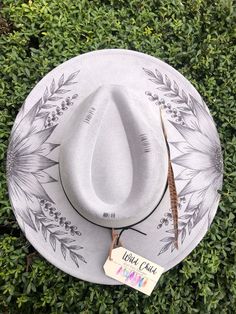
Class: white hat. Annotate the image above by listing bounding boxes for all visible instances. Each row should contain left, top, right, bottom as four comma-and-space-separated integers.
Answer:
7, 49, 223, 284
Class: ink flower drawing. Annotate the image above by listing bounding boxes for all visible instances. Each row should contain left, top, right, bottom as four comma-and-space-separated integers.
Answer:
144, 68, 223, 254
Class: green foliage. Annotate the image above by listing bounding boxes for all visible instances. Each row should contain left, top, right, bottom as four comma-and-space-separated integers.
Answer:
0, 0, 235, 312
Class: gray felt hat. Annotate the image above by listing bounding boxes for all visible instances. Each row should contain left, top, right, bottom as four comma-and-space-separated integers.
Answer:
7, 49, 223, 284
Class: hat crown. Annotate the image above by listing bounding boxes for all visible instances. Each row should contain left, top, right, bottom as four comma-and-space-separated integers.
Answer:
60, 85, 168, 228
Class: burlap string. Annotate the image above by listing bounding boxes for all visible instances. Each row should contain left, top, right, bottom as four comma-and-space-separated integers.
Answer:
108, 229, 123, 260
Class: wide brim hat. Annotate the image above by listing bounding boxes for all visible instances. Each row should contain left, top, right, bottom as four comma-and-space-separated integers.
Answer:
7, 49, 223, 284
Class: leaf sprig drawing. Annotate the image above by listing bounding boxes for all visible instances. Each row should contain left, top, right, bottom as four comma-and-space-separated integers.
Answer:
143, 67, 195, 114
34, 71, 80, 128
42, 71, 80, 105
40, 199, 82, 236
158, 205, 200, 255
34, 210, 86, 267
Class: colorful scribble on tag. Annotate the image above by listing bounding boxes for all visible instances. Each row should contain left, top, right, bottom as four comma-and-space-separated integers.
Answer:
116, 266, 148, 287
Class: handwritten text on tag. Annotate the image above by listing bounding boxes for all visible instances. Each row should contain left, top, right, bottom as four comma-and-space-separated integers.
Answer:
103, 247, 164, 295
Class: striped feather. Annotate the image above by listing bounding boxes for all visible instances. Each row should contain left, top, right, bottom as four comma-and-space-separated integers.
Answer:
160, 108, 179, 249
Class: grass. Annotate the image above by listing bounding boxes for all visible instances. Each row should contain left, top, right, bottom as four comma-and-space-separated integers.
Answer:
0, 0, 236, 313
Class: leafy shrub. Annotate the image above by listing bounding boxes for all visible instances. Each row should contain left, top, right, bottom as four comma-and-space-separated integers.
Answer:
0, 0, 235, 313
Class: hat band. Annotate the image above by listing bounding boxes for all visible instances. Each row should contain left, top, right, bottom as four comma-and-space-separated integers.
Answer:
59, 164, 168, 230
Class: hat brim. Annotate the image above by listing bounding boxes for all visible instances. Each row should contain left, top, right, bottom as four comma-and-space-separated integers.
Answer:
7, 49, 223, 284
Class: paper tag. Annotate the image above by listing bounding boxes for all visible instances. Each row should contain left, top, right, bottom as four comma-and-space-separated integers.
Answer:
103, 247, 164, 295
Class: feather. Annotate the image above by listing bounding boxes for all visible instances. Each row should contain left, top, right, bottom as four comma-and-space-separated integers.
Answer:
167, 159, 179, 249
160, 108, 179, 249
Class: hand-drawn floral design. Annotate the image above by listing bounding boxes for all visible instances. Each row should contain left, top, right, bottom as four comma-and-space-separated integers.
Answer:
34, 200, 86, 265
7, 70, 87, 267
157, 196, 187, 230
144, 68, 223, 255
40, 199, 82, 236
7, 100, 59, 230
45, 94, 78, 128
